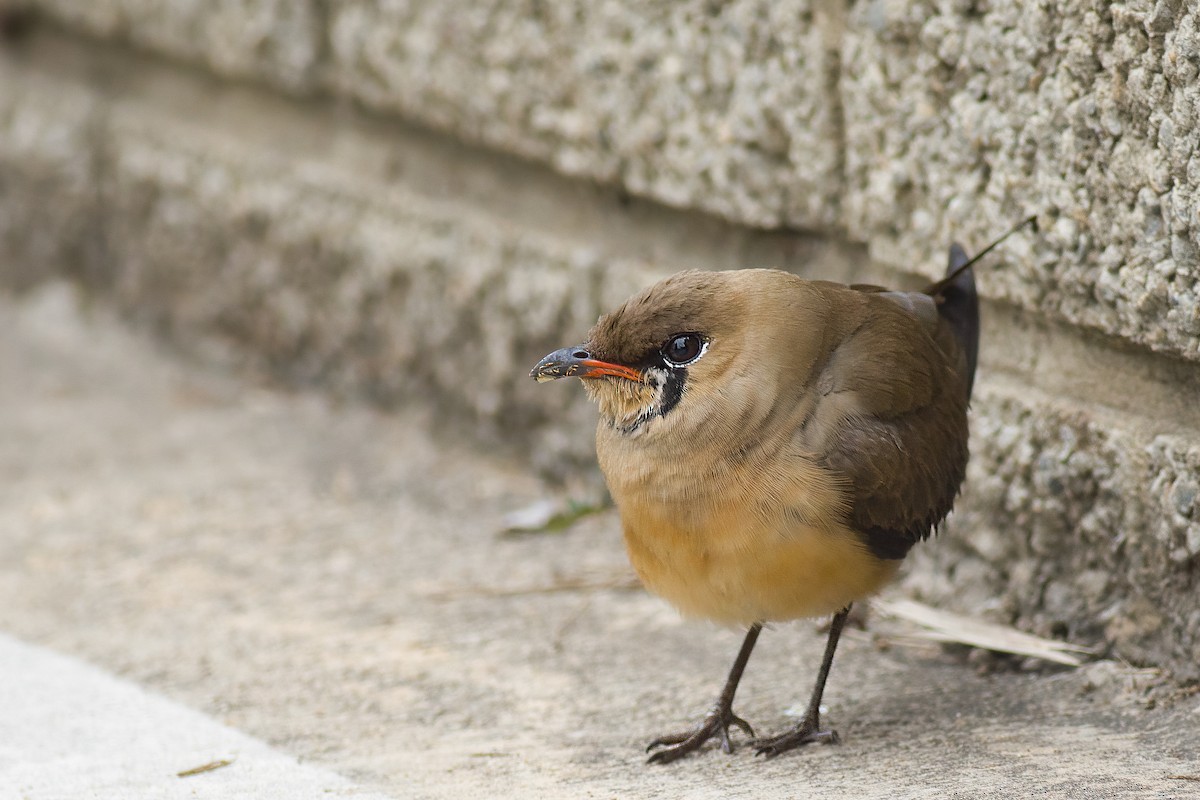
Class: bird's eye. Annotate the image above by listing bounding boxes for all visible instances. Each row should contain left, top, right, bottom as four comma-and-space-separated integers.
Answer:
661, 333, 704, 366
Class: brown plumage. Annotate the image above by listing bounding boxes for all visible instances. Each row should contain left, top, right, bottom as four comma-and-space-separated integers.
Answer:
531, 243, 984, 763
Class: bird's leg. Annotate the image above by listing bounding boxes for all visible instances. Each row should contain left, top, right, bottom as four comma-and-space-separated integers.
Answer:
753, 605, 851, 758
646, 623, 762, 764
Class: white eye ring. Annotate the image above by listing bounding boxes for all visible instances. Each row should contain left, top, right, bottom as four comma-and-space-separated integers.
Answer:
661, 334, 707, 367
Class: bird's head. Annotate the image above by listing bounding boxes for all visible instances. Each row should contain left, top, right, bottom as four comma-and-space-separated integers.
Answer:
530, 270, 756, 437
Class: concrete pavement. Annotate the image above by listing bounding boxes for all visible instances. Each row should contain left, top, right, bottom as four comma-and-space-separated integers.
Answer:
1, 282, 1198, 799
0, 633, 396, 799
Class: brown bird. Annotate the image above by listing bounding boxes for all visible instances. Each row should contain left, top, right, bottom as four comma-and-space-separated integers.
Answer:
531, 224, 1029, 763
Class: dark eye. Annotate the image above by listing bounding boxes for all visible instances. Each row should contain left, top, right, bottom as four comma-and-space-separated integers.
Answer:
661, 333, 704, 366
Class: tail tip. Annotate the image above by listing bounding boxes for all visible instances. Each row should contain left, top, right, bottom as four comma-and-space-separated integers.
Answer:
947, 242, 969, 276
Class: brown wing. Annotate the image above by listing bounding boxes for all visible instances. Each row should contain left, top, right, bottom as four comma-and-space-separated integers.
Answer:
800, 292, 972, 560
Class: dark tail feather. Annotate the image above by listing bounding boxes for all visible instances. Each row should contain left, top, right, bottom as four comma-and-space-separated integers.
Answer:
936, 243, 979, 399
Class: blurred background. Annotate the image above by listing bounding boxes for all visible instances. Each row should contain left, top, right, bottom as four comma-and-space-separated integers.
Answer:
1, 0, 1199, 794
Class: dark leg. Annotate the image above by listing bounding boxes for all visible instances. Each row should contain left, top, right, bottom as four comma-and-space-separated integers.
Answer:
646, 623, 762, 764
753, 605, 851, 758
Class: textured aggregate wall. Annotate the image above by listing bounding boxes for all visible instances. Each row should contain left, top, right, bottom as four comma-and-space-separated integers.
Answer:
842, 0, 1200, 361
25, 0, 845, 227
99, 110, 618, 465
325, 0, 842, 228
23, 0, 1200, 362
28, 0, 322, 89
0, 69, 100, 287
912, 389, 1200, 679
1, 2, 1198, 679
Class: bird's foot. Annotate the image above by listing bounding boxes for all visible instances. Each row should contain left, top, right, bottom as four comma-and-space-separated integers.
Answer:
752, 714, 839, 758
646, 705, 756, 764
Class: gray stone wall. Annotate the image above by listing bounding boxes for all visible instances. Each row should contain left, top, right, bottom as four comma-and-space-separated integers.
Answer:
1, 2, 1197, 678
842, 0, 1200, 360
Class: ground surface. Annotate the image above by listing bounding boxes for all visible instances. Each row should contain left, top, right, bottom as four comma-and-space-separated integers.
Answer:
1, 283, 1198, 799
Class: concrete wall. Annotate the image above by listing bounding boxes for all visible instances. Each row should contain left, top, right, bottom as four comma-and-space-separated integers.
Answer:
1, 2, 1197, 679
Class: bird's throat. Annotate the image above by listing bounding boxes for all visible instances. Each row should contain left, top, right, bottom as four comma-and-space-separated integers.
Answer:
585, 368, 682, 434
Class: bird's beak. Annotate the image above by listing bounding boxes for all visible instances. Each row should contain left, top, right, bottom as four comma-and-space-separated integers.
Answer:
530, 346, 643, 383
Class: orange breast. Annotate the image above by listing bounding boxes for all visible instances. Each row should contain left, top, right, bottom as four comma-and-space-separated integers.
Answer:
619, 498, 897, 625
597, 403, 899, 625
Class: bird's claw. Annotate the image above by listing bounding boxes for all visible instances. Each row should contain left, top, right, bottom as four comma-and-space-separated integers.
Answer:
752, 719, 839, 758
646, 707, 756, 764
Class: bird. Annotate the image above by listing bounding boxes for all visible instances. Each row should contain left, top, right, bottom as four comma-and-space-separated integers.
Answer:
530, 220, 1032, 763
